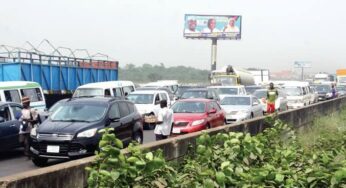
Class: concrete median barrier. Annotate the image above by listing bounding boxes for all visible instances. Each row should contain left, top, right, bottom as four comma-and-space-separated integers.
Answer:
1, 97, 345, 188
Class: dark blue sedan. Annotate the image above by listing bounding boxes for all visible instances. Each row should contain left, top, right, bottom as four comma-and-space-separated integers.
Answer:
0, 102, 23, 152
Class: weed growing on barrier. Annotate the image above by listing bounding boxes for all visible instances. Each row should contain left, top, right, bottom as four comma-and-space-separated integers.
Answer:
86, 115, 346, 187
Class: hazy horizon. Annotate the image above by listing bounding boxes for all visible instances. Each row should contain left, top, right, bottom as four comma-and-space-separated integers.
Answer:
1, 0, 345, 74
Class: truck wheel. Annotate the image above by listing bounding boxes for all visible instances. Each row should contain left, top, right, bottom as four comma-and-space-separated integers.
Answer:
32, 157, 48, 167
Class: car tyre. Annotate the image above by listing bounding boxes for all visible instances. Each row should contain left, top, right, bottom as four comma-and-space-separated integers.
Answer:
250, 113, 254, 119
206, 123, 211, 129
32, 157, 48, 167
133, 131, 143, 144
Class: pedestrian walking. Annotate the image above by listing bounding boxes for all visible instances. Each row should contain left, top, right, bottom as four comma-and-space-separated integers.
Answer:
154, 100, 173, 141
266, 82, 278, 114
19, 96, 38, 159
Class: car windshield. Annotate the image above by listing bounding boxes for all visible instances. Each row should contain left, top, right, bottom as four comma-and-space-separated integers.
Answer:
181, 91, 207, 99
315, 85, 331, 92
51, 103, 107, 122
216, 88, 238, 95
171, 101, 206, 113
221, 97, 251, 106
283, 87, 302, 96
73, 88, 104, 97
127, 94, 154, 104
336, 86, 346, 91
245, 87, 261, 94
253, 90, 267, 99
339, 77, 346, 83
48, 100, 65, 113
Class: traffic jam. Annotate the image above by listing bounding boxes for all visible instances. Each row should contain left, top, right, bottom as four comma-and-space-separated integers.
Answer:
0, 66, 342, 167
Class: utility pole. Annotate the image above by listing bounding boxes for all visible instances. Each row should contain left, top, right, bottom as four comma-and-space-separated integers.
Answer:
211, 39, 217, 71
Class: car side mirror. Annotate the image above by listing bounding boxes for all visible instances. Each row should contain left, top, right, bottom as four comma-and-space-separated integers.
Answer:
0, 117, 4, 123
208, 108, 217, 114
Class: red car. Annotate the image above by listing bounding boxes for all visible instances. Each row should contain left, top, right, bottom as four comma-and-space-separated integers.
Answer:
170, 99, 226, 135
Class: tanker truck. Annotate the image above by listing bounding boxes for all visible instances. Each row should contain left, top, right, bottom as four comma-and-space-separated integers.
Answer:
210, 65, 255, 86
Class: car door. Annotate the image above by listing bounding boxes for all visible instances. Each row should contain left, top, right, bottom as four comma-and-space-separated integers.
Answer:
159, 92, 169, 106
118, 102, 133, 145
251, 97, 262, 117
212, 101, 225, 125
0, 104, 20, 151
206, 102, 217, 127
108, 103, 123, 140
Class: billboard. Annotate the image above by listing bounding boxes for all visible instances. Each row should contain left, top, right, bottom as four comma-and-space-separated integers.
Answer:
184, 14, 242, 39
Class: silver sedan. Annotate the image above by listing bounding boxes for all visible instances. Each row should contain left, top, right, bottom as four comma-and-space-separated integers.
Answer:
220, 95, 263, 124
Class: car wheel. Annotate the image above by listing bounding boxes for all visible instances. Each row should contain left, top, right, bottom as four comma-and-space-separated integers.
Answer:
206, 123, 211, 129
32, 157, 48, 167
132, 131, 143, 144
224, 119, 227, 125
250, 113, 254, 119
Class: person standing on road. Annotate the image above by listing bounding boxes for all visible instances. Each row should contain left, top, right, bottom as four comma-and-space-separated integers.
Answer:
331, 84, 337, 98
19, 96, 38, 159
266, 83, 278, 114
154, 100, 173, 141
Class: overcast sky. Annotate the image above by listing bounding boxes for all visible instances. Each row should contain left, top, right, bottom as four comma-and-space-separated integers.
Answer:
1, 0, 345, 73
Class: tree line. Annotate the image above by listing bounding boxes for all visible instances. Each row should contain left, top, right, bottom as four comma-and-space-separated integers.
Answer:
118, 63, 210, 84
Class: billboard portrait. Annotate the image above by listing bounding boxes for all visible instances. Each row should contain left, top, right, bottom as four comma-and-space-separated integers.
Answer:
184, 14, 242, 40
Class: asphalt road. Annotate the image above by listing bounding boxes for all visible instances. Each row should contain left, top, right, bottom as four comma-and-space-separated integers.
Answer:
0, 130, 155, 178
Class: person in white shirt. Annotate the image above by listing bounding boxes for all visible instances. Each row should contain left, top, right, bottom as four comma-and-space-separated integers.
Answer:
202, 18, 220, 33
223, 16, 240, 33
154, 100, 173, 141
184, 19, 200, 33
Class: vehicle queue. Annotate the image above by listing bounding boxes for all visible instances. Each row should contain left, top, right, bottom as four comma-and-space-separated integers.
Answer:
0, 79, 342, 166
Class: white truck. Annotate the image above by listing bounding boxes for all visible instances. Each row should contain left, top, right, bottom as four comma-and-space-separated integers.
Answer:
313, 73, 336, 84
247, 68, 270, 85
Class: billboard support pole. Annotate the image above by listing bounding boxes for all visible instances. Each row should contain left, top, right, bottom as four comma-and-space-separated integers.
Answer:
211, 38, 217, 71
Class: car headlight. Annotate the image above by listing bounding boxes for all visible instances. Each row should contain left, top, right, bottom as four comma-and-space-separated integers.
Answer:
191, 119, 206, 126
77, 128, 97, 138
326, 93, 332, 97
30, 127, 37, 137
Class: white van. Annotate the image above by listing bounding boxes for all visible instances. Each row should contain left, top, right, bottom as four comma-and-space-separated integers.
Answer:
73, 81, 135, 98
142, 80, 179, 94
127, 90, 171, 129
281, 81, 311, 109
0, 81, 46, 112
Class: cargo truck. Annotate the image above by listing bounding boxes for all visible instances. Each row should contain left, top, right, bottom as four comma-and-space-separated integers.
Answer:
210, 65, 255, 86
336, 69, 346, 86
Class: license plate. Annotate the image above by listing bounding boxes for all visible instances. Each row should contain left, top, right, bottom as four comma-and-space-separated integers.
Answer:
47, 145, 60, 153
172, 128, 181, 134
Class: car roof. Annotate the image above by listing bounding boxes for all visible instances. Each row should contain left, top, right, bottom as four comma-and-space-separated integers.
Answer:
208, 85, 245, 88
221, 94, 252, 98
185, 88, 208, 91
0, 81, 41, 89
77, 81, 134, 89
130, 90, 168, 94
176, 98, 213, 102
65, 96, 125, 104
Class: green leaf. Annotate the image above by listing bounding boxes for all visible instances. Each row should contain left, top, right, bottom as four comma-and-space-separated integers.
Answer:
110, 170, 120, 181
275, 174, 285, 183
221, 161, 230, 170
146, 152, 154, 161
